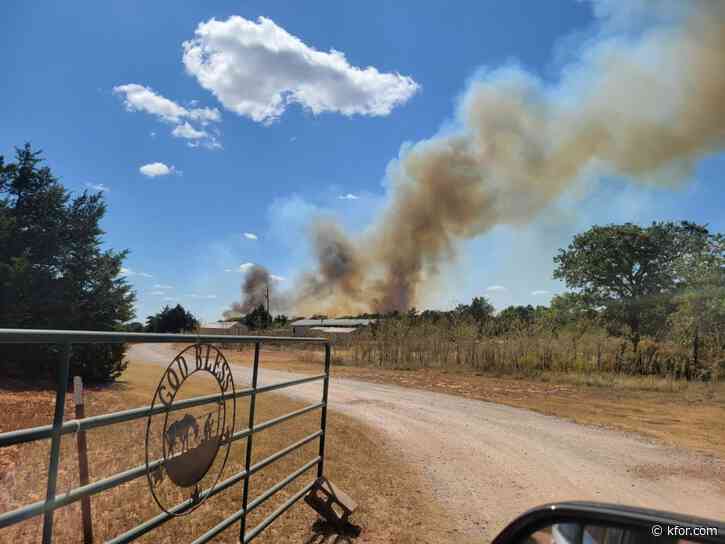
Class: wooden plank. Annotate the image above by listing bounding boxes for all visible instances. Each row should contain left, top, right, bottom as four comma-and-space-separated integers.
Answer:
320, 479, 357, 513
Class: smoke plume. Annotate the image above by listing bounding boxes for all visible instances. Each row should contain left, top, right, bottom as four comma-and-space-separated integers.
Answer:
227, 264, 271, 317
226, 264, 293, 318
285, 1, 725, 316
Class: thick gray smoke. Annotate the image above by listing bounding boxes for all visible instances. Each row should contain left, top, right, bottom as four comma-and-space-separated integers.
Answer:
229, 264, 269, 315
226, 265, 292, 318
289, 0, 725, 316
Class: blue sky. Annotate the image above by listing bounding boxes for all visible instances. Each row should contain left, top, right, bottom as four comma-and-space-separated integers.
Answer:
2, 1, 723, 323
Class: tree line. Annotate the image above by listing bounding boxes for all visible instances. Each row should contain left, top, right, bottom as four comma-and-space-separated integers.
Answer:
342, 222, 724, 381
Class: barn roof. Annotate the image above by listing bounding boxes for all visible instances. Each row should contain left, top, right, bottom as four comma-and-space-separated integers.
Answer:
310, 327, 358, 334
290, 318, 375, 327
200, 321, 244, 329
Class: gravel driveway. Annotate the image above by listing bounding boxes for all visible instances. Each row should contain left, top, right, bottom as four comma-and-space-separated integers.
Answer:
128, 344, 725, 541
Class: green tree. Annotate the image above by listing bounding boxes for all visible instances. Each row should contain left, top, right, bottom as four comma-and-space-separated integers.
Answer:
244, 304, 272, 330
458, 296, 495, 322
545, 293, 599, 331
454, 296, 495, 334
145, 304, 199, 333
273, 314, 289, 327
668, 233, 725, 379
553, 221, 711, 351
122, 321, 145, 333
0, 144, 135, 381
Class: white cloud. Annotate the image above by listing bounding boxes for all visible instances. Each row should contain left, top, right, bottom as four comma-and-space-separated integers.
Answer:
182, 16, 420, 123
224, 268, 234, 273
338, 193, 359, 200
150, 290, 165, 295
150, 131, 157, 138
270, 274, 285, 282
114, 83, 222, 148
113, 84, 220, 124
242, 232, 258, 240
238, 262, 255, 272
172, 122, 208, 140
187, 139, 222, 150
188, 294, 218, 299
153, 284, 173, 289
139, 162, 175, 178
531, 290, 551, 296
486, 285, 507, 292
120, 267, 153, 278
85, 182, 110, 192
163, 296, 177, 302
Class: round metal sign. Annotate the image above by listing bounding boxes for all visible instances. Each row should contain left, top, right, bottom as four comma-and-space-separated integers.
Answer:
145, 344, 236, 515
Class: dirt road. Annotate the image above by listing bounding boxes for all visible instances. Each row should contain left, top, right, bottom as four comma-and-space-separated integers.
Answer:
128, 344, 725, 541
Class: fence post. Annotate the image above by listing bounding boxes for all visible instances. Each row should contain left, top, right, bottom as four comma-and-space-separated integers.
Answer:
74, 376, 94, 543
317, 343, 331, 478
42, 343, 72, 544
239, 342, 260, 542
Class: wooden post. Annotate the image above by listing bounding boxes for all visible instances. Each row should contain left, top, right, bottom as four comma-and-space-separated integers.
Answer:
74, 376, 93, 543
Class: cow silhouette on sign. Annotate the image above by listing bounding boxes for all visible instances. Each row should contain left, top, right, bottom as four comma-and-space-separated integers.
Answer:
165, 414, 200, 455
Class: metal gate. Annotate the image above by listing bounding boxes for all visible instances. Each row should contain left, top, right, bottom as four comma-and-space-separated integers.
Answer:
0, 329, 331, 542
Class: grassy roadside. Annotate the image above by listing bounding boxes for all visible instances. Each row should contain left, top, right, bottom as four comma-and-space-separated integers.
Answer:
219, 346, 725, 461
0, 361, 449, 543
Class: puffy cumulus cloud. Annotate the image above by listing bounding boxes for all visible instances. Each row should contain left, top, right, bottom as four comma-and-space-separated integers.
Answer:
139, 162, 175, 178
113, 84, 220, 123
172, 122, 208, 140
182, 16, 420, 123
113, 83, 222, 148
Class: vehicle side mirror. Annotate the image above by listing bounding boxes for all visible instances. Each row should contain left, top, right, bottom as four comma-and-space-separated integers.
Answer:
492, 502, 725, 544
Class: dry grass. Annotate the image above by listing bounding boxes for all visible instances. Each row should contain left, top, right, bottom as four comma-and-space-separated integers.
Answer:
326, 318, 724, 382
0, 361, 448, 543
222, 346, 725, 462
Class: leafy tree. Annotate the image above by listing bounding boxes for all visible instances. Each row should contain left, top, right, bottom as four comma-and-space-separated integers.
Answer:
244, 304, 272, 330
273, 314, 289, 327
122, 321, 145, 333
498, 305, 536, 323
455, 296, 494, 322
145, 304, 199, 333
545, 293, 599, 330
553, 221, 711, 351
0, 144, 135, 381
668, 233, 725, 379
